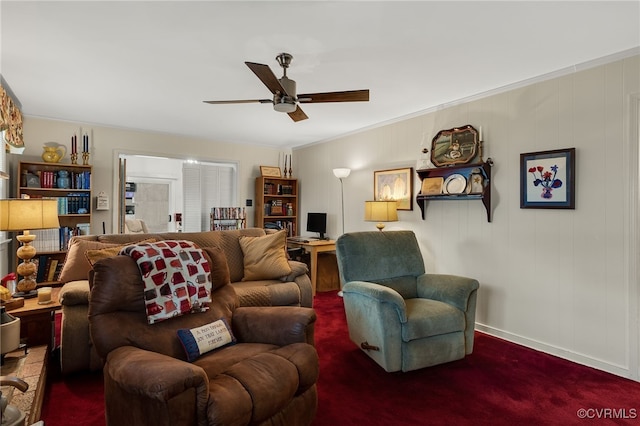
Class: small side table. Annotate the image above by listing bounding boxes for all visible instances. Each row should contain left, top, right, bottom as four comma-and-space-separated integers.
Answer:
7, 287, 61, 348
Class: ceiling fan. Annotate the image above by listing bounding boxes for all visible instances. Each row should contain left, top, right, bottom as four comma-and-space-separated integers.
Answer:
203, 53, 369, 122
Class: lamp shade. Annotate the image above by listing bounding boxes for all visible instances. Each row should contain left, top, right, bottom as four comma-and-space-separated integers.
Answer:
0, 199, 60, 231
333, 168, 351, 179
364, 200, 398, 227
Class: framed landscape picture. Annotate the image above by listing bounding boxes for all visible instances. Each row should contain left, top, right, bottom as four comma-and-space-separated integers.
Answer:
374, 167, 413, 210
520, 148, 575, 209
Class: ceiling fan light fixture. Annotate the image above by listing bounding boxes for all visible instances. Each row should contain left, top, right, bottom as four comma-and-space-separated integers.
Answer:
273, 99, 297, 113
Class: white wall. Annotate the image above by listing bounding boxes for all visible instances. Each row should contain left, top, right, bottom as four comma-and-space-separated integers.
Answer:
294, 54, 640, 380
10, 120, 286, 233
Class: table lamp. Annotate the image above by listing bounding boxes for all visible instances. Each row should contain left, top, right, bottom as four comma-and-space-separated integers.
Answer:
0, 199, 60, 297
364, 200, 398, 231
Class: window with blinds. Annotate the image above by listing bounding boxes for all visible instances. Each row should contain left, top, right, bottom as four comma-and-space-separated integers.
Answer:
182, 162, 237, 232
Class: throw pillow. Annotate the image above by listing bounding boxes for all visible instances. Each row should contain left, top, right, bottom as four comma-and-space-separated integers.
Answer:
238, 230, 291, 281
59, 238, 159, 283
58, 239, 122, 283
177, 318, 236, 362
201, 246, 231, 291
84, 238, 157, 266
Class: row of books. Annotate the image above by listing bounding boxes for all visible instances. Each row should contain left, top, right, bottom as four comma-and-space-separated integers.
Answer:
34, 255, 64, 283
210, 207, 246, 220
263, 183, 294, 195
34, 170, 91, 190
28, 194, 91, 215
53, 194, 91, 214
210, 222, 246, 231
265, 220, 296, 237
30, 224, 91, 252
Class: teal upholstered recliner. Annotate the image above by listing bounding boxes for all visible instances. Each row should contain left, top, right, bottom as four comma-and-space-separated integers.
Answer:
335, 231, 479, 372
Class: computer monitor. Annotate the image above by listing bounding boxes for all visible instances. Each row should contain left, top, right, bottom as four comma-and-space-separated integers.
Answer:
306, 212, 327, 239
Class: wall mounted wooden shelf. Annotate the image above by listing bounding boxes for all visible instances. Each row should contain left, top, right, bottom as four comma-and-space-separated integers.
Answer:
416, 159, 493, 222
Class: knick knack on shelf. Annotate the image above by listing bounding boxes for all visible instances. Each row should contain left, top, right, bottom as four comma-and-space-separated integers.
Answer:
283, 155, 289, 178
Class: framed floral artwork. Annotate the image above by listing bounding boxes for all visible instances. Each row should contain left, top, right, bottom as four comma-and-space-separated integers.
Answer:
520, 148, 575, 209
374, 167, 413, 211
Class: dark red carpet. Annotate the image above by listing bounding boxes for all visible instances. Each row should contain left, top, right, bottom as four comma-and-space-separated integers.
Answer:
43, 291, 640, 425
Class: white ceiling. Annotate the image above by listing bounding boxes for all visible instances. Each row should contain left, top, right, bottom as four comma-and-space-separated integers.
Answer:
1, 1, 639, 149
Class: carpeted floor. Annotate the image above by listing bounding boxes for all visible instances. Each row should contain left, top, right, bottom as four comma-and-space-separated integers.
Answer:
42, 290, 640, 425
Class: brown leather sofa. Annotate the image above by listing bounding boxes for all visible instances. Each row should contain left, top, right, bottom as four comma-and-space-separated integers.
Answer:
88, 246, 319, 426
59, 228, 312, 374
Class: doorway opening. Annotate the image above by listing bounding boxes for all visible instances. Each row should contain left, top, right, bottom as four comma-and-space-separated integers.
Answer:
115, 153, 238, 234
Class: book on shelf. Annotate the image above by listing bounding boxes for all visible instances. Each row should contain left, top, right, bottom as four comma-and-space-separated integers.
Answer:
36, 255, 47, 282
46, 259, 59, 282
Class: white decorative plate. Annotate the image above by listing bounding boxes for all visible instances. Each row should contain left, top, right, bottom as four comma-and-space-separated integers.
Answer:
444, 174, 467, 194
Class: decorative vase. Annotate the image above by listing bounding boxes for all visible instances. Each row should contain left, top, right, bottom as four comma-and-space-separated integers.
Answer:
41, 143, 66, 163
57, 170, 70, 189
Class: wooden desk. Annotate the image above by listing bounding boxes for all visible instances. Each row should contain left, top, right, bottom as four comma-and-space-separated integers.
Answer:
287, 239, 336, 295
8, 287, 61, 347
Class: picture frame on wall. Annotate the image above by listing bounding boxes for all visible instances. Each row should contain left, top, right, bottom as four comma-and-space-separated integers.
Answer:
520, 148, 575, 209
260, 165, 282, 178
374, 167, 414, 211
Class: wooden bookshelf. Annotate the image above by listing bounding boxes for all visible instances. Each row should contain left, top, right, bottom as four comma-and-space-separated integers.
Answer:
17, 160, 92, 285
255, 177, 298, 237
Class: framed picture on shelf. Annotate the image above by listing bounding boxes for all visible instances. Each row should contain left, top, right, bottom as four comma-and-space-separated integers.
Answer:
260, 166, 282, 178
420, 177, 444, 195
374, 167, 413, 211
520, 148, 575, 209
431, 125, 482, 167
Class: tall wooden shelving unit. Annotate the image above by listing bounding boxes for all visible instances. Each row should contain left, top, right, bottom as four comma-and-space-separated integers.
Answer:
255, 177, 298, 237
17, 160, 92, 285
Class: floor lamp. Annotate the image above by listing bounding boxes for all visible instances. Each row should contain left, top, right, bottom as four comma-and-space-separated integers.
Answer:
333, 168, 350, 298
332, 168, 351, 235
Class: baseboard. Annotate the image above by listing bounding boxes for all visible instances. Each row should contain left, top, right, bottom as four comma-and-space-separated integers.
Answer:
475, 323, 638, 382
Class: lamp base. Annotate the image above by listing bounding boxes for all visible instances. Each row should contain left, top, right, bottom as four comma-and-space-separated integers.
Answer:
376, 222, 385, 231
13, 290, 37, 299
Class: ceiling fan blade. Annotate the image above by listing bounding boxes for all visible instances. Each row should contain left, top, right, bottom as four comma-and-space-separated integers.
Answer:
288, 106, 308, 122
297, 89, 369, 103
245, 62, 288, 96
203, 99, 272, 104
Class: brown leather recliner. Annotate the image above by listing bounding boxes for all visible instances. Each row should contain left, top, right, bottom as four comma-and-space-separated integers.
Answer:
88, 245, 319, 426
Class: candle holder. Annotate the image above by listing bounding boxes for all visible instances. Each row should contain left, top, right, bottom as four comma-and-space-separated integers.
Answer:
82, 152, 90, 165
70, 152, 78, 165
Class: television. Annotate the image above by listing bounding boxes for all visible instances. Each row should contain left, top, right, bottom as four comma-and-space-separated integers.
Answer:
306, 212, 327, 239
